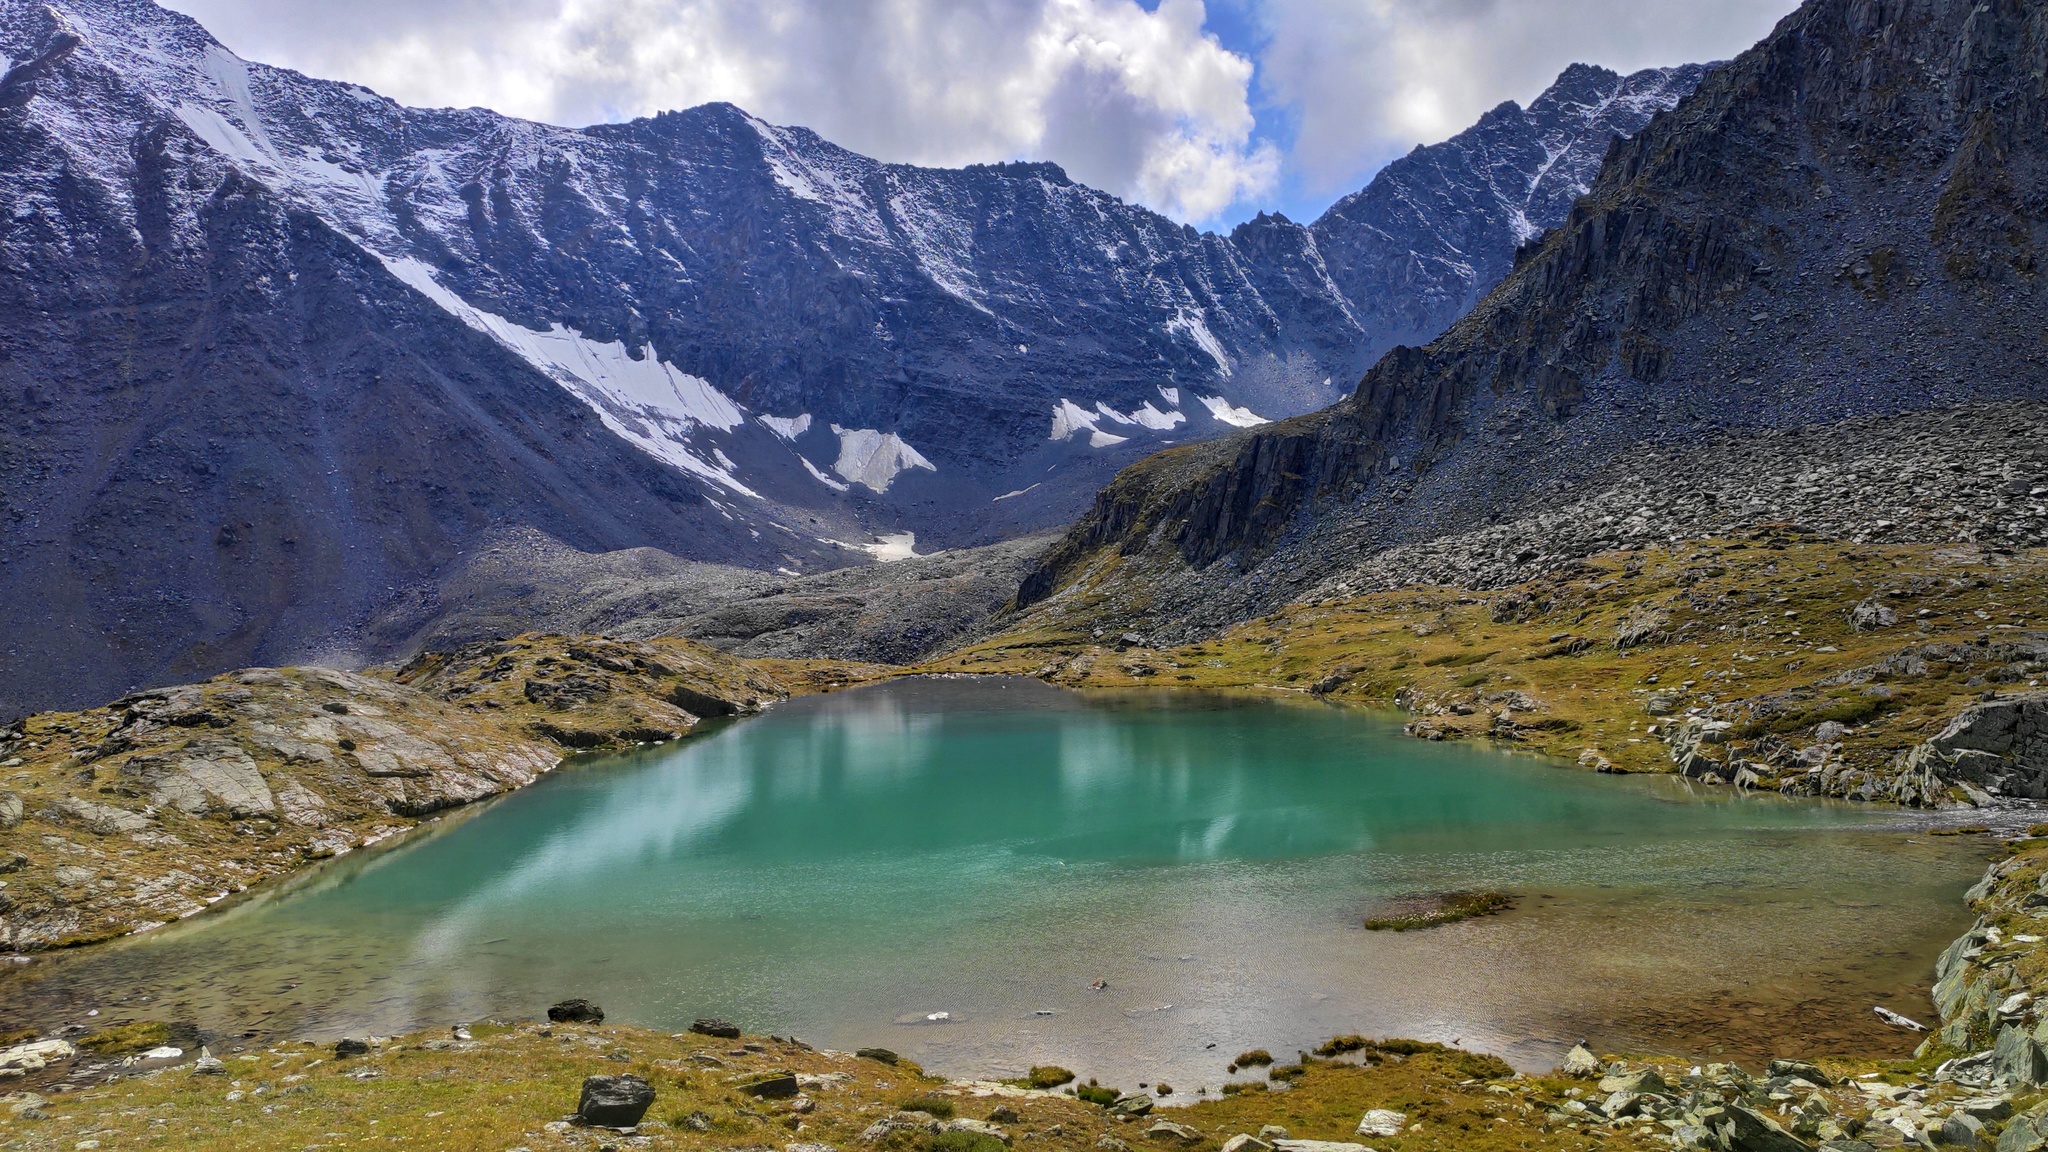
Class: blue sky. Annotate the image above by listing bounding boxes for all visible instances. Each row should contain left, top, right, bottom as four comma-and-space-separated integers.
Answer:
165, 0, 1798, 229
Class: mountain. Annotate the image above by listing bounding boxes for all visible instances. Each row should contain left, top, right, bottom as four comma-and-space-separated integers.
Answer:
1015, 0, 2048, 639
0, 0, 1701, 717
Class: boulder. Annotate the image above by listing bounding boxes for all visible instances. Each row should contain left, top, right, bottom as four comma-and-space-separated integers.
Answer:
1598, 1068, 1668, 1096
1767, 1060, 1833, 1086
2000, 1115, 2048, 1152
548, 999, 605, 1024
1146, 1122, 1200, 1145
1994, 1024, 2048, 1086
334, 1038, 370, 1058
577, 1073, 654, 1128
1112, 1094, 1155, 1117
1937, 1114, 1985, 1149
0, 1039, 75, 1076
1355, 1109, 1407, 1137
1701, 1104, 1815, 1152
948, 1119, 1014, 1144
861, 1112, 944, 1141
854, 1046, 899, 1064
1561, 1044, 1602, 1078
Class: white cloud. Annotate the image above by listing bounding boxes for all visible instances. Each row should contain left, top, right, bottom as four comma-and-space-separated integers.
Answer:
163, 0, 1277, 224
1251, 0, 1799, 205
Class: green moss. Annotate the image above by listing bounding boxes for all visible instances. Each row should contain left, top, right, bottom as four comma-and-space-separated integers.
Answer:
1027, 1065, 1076, 1089
900, 1096, 957, 1119
1363, 892, 1515, 932
77, 1021, 171, 1055
929, 1133, 1006, 1152
1075, 1084, 1120, 1107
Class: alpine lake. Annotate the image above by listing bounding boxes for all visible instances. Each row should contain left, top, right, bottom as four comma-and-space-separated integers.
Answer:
0, 677, 1995, 1092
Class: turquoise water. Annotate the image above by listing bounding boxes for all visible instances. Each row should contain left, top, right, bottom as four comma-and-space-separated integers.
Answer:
4, 677, 1987, 1085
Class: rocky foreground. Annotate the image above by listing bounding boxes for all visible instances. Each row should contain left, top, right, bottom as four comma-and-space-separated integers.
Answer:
0, 636, 881, 950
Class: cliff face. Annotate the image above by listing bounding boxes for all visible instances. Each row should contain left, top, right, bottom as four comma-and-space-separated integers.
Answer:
1020, 0, 2048, 629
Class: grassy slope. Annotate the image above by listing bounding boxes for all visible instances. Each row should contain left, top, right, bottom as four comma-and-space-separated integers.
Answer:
938, 534, 2048, 792
0, 1022, 1660, 1152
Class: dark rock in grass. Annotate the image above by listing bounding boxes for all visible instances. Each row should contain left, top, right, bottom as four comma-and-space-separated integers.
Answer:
856, 1047, 900, 1064
550, 999, 606, 1024
740, 1073, 800, 1098
688, 1017, 740, 1039
577, 1073, 655, 1128
334, 1038, 369, 1058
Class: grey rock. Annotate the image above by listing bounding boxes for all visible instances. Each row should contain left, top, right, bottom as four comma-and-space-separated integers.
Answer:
1221, 1138, 1274, 1152
1111, 1094, 1155, 1117
947, 1119, 1013, 1144
1562, 1044, 1602, 1078
0, 792, 20, 830
1701, 1104, 1815, 1152
577, 1073, 654, 1128
1937, 1114, 1985, 1149
862, 1112, 944, 1142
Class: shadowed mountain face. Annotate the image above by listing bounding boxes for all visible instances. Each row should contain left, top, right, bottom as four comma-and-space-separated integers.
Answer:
0, 0, 1702, 716
1018, 0, 2048, 636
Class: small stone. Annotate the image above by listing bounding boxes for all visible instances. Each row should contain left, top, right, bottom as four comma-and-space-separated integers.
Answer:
334, 1038, 370, 1058
791, 1094, 816, 1114
1257, 1127, 1290, 1141
190, 1047, 226, 1075
989, 1106, 1022, 1124
1561, 1044, 1601, 1079
1272, 1141, 1371, 1152
1221, 1137, 1273, 1152
576, 1073, 654, 1128
681, 1111, 712, 1132
1146, 1121, 1202, 1145
1096, 1138, 1131, 1152
549, 999, 605, 1025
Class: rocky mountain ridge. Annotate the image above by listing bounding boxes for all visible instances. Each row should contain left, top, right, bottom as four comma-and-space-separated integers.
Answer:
1015, 0, 2048, 637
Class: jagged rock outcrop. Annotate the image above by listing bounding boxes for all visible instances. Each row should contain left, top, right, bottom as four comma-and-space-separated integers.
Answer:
0, 633, 867, 949
1017, 0, 2048, 636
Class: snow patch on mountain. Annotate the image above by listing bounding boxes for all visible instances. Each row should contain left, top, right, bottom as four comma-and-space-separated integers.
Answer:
383, 257, 756, 496
1051, 398, 1186, 447
1166, 308, 1232, 377
829, 425, 937, 493
760, 413, 813, 440
1198, 395, 1270, 428
800, 456, 851, 493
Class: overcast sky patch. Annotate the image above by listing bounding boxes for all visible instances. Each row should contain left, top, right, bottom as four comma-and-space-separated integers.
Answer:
162, 0, 1797, 227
